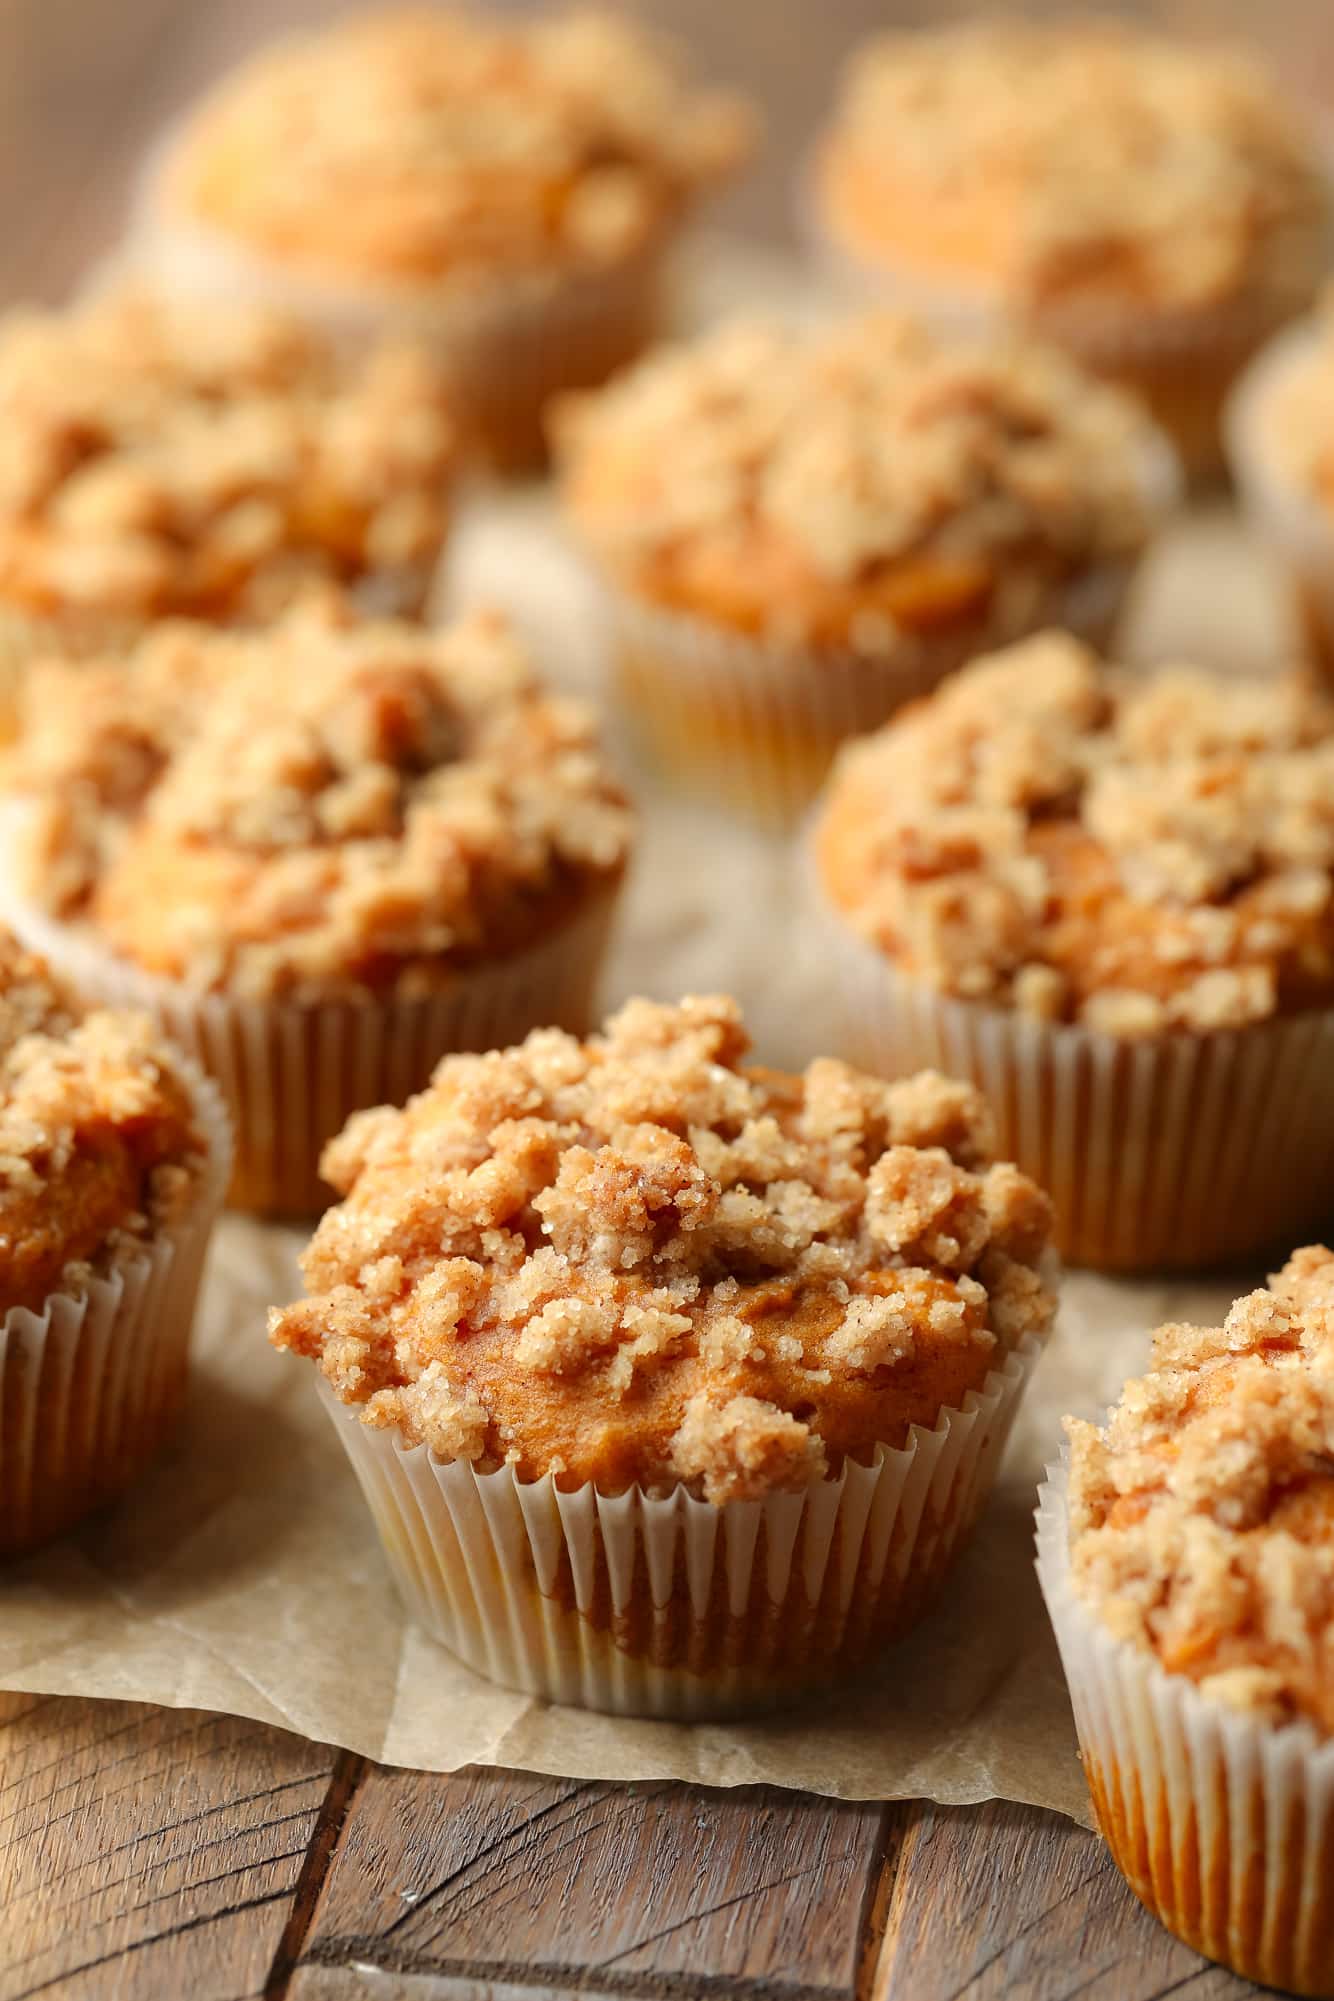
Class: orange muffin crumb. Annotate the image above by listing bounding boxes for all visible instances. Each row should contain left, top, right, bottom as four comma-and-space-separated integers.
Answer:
0, 930, 204, 1316
269, 994, 1056, 1499
1067, 1246, 1334, 1732
816, 632, 1334, 1034
555, 313, 1167, 651
167, 7, 754, 289
0, 291, 456, 625
10, 599, 633, 999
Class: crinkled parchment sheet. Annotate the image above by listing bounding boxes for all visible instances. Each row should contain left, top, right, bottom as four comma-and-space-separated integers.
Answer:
0, 243, 1302, 1820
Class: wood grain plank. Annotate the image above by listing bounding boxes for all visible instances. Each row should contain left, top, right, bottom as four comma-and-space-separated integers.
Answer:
869, 1802, 1261, 2001
0, 1690, 338, 2001
289, 1766, 896, 2000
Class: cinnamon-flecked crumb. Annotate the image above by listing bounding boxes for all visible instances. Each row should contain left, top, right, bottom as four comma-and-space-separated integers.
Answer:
818, 19, 1327, 313
167, 7, 754, 287
555, 312, 1167, 649
1067, 1246, 1334, 1733
0, 291, 456, 624
1252, 285, 1334, 522
11, 599, 632, 999
0, 929, 205, 1316
816, 631, 1334, 1033
270, 995, 1056, 1501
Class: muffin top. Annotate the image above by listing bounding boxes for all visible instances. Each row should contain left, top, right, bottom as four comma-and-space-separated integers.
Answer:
0, 930, 206, 1317
818, 19, 1328, 315
815, 632, 1334, 1036
1067, 1246, 1334, 1733
10, 600, 632, 1000
269, 994, 1056, 1500
165, 7, 754, 290
0, 291, 456, 625
555, 313, 1168, 650
1242, 284, 1334, 516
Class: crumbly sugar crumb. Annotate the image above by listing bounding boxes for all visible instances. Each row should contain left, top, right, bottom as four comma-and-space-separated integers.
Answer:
12, 598, 633, 998
270, 995, 1056, 1502
1067, 1245, 1334, 1732
816, 630, 1334, 1033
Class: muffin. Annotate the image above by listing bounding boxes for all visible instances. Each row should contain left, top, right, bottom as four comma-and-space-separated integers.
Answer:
0, 288, 457, 730
810, 19, 1329, 479
270, 992, 1057, 1719
132, 7, 754, 469
1037, 1248, 1334, 1995
0, 598, 633, 1216
812, 632, 1334, 1272
1229, 287, 1334, 689
555, 311, 1175, 825
0, 929, 230, 1558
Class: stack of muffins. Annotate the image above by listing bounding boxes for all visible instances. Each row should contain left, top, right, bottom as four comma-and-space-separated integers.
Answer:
3, 9, 1333, 1993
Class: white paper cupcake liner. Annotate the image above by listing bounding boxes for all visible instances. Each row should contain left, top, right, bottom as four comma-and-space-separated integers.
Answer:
0, 1061, 231, 1559
1226, 319, 1334, 684
316, 1330, 1043, 1720
600, 556, 1145, 829
1036, 1458, 1334, 1995
0, 878, 621, 1217
810, 884, 1334, 1272
128, 139, 665, 470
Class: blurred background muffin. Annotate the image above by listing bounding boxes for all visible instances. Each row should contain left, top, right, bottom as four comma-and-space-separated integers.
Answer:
131, 6, 755, 469
0, 598, 634, 1215
808, 17, 1329, 480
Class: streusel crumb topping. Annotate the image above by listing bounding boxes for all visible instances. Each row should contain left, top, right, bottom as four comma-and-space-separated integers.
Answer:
269, 995, 1056, 1500
1067, 1246, 1334, 1732
816, 632, 1334, 1034
0, 929, 205, 1316
820, 20, 1327, 312
11, 600, 632, 999
556, 313, 1165, 648
170, 7, 754, 287
0, 291, 456, 623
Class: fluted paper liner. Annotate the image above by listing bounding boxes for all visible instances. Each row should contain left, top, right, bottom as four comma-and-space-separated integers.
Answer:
0, 1063, 231, 1558
1037, 1459, 1334, 1995
0, 872, 621, 1216
315, 1330, 1042, 1720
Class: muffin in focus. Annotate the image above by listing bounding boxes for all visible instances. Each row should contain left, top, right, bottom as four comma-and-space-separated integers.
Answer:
270, 992, 1057, 1718
555, 311, 1175, 824
811, 19, 1329, 478
1038, 1247, 1334, 1995
0, 598, 633, 1215
134, 7, 755, 468
0, 929, 230, 1558
812, 632, 1334, 1271
0, 289, 457, 729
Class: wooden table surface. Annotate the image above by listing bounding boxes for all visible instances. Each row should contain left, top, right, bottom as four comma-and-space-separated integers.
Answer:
0, 2, 1317, 1997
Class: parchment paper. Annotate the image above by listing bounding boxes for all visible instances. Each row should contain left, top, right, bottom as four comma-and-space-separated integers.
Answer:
0, 246, 1305, 1822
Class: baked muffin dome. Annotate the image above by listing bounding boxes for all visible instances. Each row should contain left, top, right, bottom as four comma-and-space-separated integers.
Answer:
9, 598, 633, 1000
815, 631, 1334, 1037
270, 993, 1056, 1498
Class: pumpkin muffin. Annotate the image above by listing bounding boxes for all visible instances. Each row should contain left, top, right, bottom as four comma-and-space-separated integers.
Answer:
555, 310, 1175, 824
0, 598, 632, 1215
0, 288, 456, 731
0, 929, 229, 1558
812, 631, 1334, 1270
1038, 1247, 1334, 1995
270, 992, 1057, 1718
811, 19, 1329, 478
134, 6, 755, 468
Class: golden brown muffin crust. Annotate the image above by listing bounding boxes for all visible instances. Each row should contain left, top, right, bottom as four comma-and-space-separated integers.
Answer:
1067, 1246, 1334, 1733
816, 632, 1334, 1033
0, 291, 456, 623
0, 931, 205, 1316
555, 314, 1165, 649
169, 7, 754, 288
11, 600, 633, 999
270, 995, 1056, 1500
1252, 286, 1334, 519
